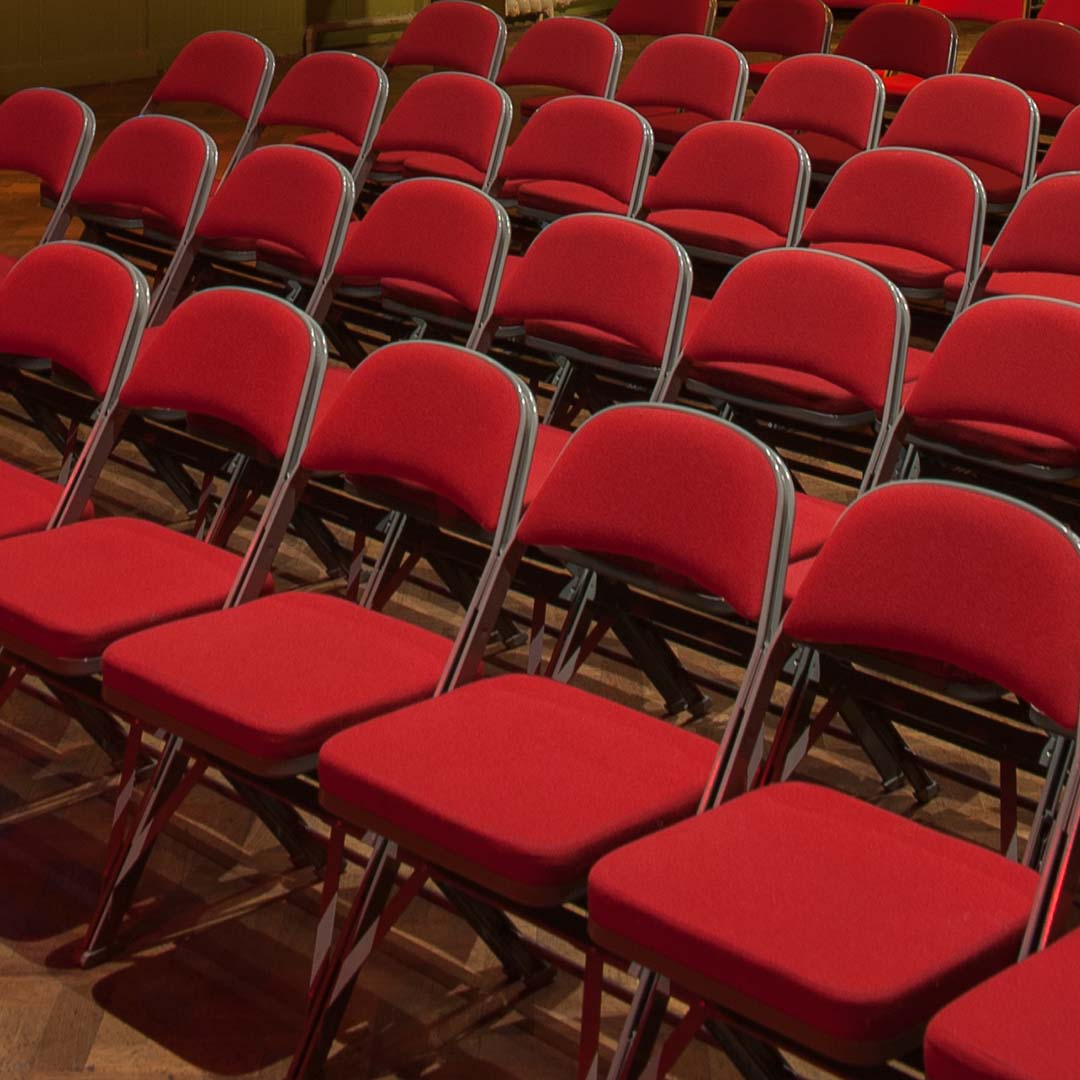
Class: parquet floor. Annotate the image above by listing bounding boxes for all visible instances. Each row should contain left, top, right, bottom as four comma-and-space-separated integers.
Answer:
0, 19, 1036, 1080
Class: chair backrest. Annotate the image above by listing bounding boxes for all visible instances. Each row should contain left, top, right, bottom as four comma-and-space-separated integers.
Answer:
494, 213, 691, 377
963, 19, 1080, 110
372, 72, 512, 193
0, 242, 147, 401
498, 96, 652, 216
498, 17, 623, 99
386, 0, 507, 79
645, 121, 810, 247
68, 115, 217, 241
717, 0, 832, 58
1036, 106, 1080, 178
1039, 0, 1080, 26
782, 480, 1080, 733
744, 55, 884, 154
802, 148, 984, 286
254, 52, 388, 181
982, 172, 1080, 281
616, 36, 747, 121
836, 4, 958, 80
607, 0, 717, 35
881, 74, 1038, 203
921, 0, 1026, 22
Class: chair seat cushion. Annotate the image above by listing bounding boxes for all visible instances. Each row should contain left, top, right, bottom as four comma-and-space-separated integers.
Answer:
524, 425, 573, 506
911, 416, 1080, 470
318, 673, 718, 907
791, 495, 844, 561
1027, 91, 1072, 130
514, 179, 630, 216
881, 71, 921, 105
807, 241, 954, 291
795, 131, 862, 176
924, 928, 1080, 1080
944, 270, 967, 303
295, 131, 362, 169
526, 318, 661, 368
520, 91, 571, 118
0, 517, 255, 665
646, 208, 788, 260
783, 557, 815, 605
102, 591, 452, 774
400, 151, 487, 188
984, 270, 1080, 306
588, 781, 1038, 1062
0, 460, 92, 540
649, 110, 713, 146
747, 59, 781, 88
953, 155, 1023, 207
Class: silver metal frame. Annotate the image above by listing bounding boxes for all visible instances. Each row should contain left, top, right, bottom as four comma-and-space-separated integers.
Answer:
385, 0, 508, 82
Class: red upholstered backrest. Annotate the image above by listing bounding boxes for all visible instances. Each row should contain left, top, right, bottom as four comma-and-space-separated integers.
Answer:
119, 289, 316, 460
195, 146, 347, 273
802, 148, 980, 271
373, 73, 507, 175
963, 20, 1080, 107
685, 248, 901, 414
717, 0, 830, 57
498, 17, 618, 95
0, 243, 139, 398
904, 297, 1080, 451
71, 116, 212, 237
836, 5, 955, 80
499, 97, 646, 204
518, 405, 782, 621
1037, 107, 1080, 178
881, 75, 1034, 179
645, 122, 805, 238
386, 1, 504, 75
337, 180, 503, 314
152, 31, 270, 119
495, 214, 684, 364
745, 55, 881, 149
922, 0, 1025, 24
784, 481, 1080, 731
607, 0, 715, 35
986, 173, 1080, 275
0, 88, 89, 196
616, 37, 744, 120
258, 52, 384, 149
302, 343, 525, 534
1039, 0, 1080, 26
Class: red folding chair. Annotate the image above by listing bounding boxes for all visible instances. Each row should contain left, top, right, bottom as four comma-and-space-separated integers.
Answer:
614, 36, 747, 152
383, 0, 507, 79
1038, 0, 1080, 26
606, 0, 718, 35
592, 478, 1080, 1080
287, 401, 795, 1079
921, 0, 1027, 23
1036, 105, 1080, 179
716, 0, 834, 89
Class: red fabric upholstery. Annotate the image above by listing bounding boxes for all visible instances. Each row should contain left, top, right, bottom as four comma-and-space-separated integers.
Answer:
0, 461, 92, 540
646, 209, 788, 260
921, 0, 1023, 19
717, 0, 831, 60
103, 592, 452, 768
0, 518, 252, 661
386, 0, 504, 77
151, 31, 269, 120
791, 495, 844, 560
924, 928, 1080, 1080
0, 88, 88, 197
1036, 105, 1080, 178
499, 97, 646, 215
783, 557, 815, 604
1026, 90, 1072, 128
372, 73, 508, 185
1039, 0, 1080, 24
493, 215, 683, 367
523, 425, 572, 506
304, 342, 524, 535
881, 71, 922, 102
836, 6, 955, 89
983, 174, 1080, 284
71, 116, 211, 238
398, 152, 487, 186
793, 131, 862, 176
514, 178, 629, 215
318, 674, 718, 904
195, 146, 347, 278
588, 781, 1038, 1051
293, 131, 360, 169
806, 240, 954, 290
684, 248, 903, 416
607, 0, 715, 34
984, 271, 1080, 305
645, 121, 807, 244
784, 482, 1080, 730
518, 406, 782, 621
497, 17, 618, 97
312, 364, 350, 433
121, 290, 315, 461
648, 111, 713, 145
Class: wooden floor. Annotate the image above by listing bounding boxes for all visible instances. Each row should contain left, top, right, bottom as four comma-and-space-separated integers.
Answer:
0, 20, 1039, 1080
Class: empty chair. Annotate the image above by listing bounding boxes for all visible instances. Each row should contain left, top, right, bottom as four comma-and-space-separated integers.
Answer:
355, 72, 511, 193
1035, 104, 1080, 179
243, 51, 388, 183
496, 96, 652, 220
383, 0, 507, 79
643, 121, 810, 265
142, 31, 274, 168
0, 88, 94, 276
921, 0, 1027, 22
591, 478, 1080, 1079
1038, 0, 1080, 26
802, 147, 985, 304
962, 19, 1080, 133
615, 36, 747, 150
836, 4, 958, 107
606, 0, 717, 35
716, 0, 833, 89
497, 16, 622, 118
881, 74, 1037, 212
744, 54, 884, 180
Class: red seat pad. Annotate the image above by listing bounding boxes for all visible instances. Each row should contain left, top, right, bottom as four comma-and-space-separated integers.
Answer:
646, 208, 788, 259
649, 110, 712, 146
102, 592, 452, 771
910, 416, 1080, 469
1027, 91, 1072, 129
318, 673, 718, 906
370, 149, 411, 177
525, 317, 661, 367
943, 271, 967, 303
588, 782, 1038, 1055
791, 495, 844, 561
924, 928, 1080, 1080
399, 151, 487, 188
794, 132, 862, 176
294, 131, 362, 169
0, 518, 254, 662
514, 179, 631, 216
783, 556, 815, 605
881, 72, 921, 104
806, 241, 955, 291
312, 365, 351, 434
953, 155, 1023, 207
520, 91, 571, 118
686, 358, 871, 416
984, 270, 1080, 306
747, 59, 781, 86
904, 345, 933, 384
0, 460, 92, 540
523, 425, 572, 506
